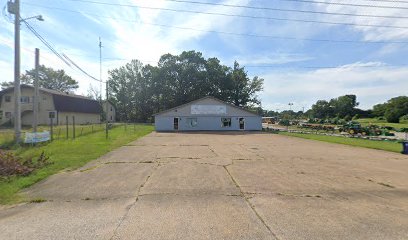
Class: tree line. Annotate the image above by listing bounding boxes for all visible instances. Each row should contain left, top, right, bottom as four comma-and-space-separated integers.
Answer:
293, 95, 407, 123
108, 51, 264, 122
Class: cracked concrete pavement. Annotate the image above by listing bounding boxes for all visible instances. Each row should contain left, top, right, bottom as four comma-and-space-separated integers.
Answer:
0, 132, 407, 239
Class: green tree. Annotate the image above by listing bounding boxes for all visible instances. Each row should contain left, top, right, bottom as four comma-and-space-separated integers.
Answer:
310, 100, 333, 119
108, 60, 149, 122
330, 94, 358, 118
107, 51, 264, 122
383, 96, 408, 123
21, 65, 78, 92
0, 81, 14, 90
372, 103, 387, 117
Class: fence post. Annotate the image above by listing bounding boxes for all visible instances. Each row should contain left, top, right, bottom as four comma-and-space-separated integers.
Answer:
72, 116, 76, 139
80, 127, 83, 136
50, 117, 54, 141
57, 128, 61, 140
66, 116, 69, 139
133, 122, 135, 132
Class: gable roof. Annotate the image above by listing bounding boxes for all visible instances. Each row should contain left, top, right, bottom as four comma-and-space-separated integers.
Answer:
53, 94, 102, 114
0, 85, 102, 114
153, 96, 260, 117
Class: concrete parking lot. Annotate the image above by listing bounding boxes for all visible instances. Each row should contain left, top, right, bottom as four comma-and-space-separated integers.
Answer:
0, 132, 407, 239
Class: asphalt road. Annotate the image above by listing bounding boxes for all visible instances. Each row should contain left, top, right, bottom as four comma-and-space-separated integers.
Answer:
0, 132, 407, 239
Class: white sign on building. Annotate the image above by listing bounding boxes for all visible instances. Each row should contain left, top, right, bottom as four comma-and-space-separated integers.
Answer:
191, 105, 227, 115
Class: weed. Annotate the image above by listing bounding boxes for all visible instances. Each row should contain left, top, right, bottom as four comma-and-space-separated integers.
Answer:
29, 198, 46, 203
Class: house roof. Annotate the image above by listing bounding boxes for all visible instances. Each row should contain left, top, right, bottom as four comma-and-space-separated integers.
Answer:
153, 96, 260, 117
53, 94, 102, 114
0, 84, 102, 114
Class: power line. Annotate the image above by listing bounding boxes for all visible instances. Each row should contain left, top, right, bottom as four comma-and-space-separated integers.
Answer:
155, 0, 408, 19
21, 3, 408, 44
358, 0, 408, 3
244, 64, 408, 69
49, 0, 408, 29
62, 53, 102, 82
275, 0, 408, 10
22, 20, 72, 66
360, 0, 408, 3
22, 20, 103, 83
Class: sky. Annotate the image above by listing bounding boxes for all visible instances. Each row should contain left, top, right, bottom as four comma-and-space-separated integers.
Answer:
1, 0, 408, 112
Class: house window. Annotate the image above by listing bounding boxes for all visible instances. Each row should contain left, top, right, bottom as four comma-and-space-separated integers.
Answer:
20, 96, 30, 103
221, 118, 231, 127
110, 116, 112, 120
110, 106, 113, 111
5, 112, 11, 119
186, 118, 198, 127
5, 95, 11, 102
0, 110, 2, 120
49, 111, 56, 119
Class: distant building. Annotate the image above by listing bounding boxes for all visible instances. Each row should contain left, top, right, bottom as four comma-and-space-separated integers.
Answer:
154, 96, 262, 131
102, 101, 116, 122
0, 85, 115, 126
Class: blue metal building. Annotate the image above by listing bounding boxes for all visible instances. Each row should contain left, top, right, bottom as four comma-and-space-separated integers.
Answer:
154, 96, 262, 131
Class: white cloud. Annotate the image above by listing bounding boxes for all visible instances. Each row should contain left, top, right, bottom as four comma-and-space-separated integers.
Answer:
260, 62, 408, 111
314, 1, 408, 42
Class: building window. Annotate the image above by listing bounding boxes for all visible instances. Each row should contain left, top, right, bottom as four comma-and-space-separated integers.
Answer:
5, 95, 11, 102
49, 111, 56, 119
110, 116, 112, 120
186, 118, 198, 127
0, 110, 2, 120
110, 106, 113, 112
20, 96, 30, 103
221, 118, 231, 127
5, 112, 11, 119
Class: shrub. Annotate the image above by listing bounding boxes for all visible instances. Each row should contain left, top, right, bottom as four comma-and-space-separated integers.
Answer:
344, 114, 352, 121
385, 109, 400, 123
352, 114, 360, 120
0, 150, 51, 178
400, 114, 408, 122
279, 119, 290, 126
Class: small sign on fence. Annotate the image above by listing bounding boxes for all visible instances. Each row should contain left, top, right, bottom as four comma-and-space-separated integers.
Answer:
24, 131, 51, 144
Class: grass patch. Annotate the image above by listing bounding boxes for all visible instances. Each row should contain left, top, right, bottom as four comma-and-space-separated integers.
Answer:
357, 118, 408, 129
280, 132, 402, 153
0, 124, 153, 205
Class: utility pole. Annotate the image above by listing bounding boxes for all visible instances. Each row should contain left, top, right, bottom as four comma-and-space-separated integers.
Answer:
33, 48, 39, 132
99, 37, 102, 102
99, 37, 108, 139
11, 0, 21, 143
106, 81, 109, 139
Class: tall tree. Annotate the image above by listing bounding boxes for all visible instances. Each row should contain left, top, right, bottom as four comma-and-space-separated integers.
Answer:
330, 94, 359, 118
21, 65, 78, 92
383, 96, 408, 123
310, 100, 333, 119
108, 51, 264, 122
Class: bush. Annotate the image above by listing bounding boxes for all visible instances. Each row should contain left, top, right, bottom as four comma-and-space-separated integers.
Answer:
0, 150, 51, 178
385, 109, 400, 123
400, 114, 408, 122
352, 114, 360, 120
344, 115, 352, 121
279, 119, 290, 126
